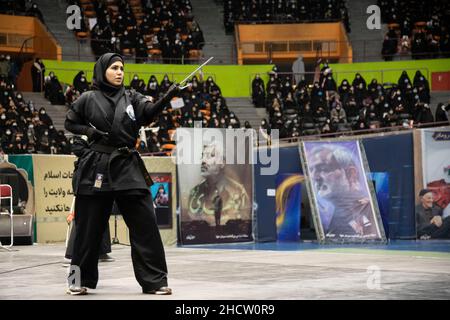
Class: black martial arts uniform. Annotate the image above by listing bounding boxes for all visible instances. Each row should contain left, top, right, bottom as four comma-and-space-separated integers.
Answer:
65, 53, 176, 292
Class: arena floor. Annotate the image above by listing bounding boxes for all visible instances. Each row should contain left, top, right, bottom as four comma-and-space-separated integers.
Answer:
1, 241, 449, 300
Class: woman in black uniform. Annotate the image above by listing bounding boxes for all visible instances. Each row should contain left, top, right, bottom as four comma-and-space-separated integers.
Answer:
65, 53, 177, 295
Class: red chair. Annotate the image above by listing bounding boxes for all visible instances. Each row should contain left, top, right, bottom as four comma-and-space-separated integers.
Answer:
0, 184, 13, 249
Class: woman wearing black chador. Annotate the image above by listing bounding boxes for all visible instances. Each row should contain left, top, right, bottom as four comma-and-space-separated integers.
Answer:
65, 53, 177, 295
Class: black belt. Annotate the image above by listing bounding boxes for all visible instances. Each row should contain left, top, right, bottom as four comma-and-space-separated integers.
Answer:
90, 143, 153, 187
90, 143, 117, 154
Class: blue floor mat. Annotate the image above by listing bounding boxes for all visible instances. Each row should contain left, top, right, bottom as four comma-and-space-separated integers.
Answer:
181, 239, 450, 253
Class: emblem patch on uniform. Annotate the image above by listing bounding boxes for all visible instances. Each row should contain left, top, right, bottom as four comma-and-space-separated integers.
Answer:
126, 104, 136, 121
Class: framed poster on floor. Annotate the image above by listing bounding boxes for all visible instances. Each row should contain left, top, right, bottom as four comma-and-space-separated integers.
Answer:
300, 140, 386, 244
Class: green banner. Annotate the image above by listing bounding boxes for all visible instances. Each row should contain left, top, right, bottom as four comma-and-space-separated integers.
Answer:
43, 60, 273, 97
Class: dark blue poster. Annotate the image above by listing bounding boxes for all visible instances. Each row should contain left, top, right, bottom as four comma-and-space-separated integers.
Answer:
275, 174, 302, 241
369, 172, 390, 238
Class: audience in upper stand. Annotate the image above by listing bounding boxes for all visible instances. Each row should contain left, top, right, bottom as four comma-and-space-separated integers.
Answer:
224, 0, 350, 34
72, 0, 205, 64
379, 0, 450, 60
0, 0, 45, 24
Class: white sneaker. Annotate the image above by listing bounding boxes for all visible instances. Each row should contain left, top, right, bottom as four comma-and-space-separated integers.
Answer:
66, 285, 88, 296
62, 258, 71, 268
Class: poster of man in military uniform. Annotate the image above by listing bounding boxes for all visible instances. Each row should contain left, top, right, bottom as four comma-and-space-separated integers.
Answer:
178, 128, 253, 244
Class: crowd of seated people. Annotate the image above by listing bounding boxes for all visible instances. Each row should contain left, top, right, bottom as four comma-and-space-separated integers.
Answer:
0, 76, 71, 155
252, 65, 448, 140
138, 74, 247, 153
48, 70, 243, 154
379, 0, 450, 60
0, 0, 45, 24
70, 0, 204, 63
224, 0, 350, 34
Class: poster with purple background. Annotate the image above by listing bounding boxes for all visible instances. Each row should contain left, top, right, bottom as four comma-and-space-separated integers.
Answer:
301, 140, 385, 243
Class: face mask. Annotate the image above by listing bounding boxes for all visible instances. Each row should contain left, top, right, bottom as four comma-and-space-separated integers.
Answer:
6, 130, 11, 135
41, 111, 45, 114
1, 114, 5, 120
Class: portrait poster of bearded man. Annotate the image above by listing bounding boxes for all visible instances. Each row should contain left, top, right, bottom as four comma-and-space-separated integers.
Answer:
301, 140, 386, 243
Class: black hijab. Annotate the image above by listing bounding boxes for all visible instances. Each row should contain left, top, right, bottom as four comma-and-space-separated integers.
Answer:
92, 53, 125, 107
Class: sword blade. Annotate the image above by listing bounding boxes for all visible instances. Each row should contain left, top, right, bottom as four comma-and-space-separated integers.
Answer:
179, 57, 214, 85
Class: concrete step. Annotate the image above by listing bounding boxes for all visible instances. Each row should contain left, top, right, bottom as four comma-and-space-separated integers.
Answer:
225, 97, 267, 128
35, 0, 95, 61
226, 97, 253, 108
347, 0, 387, 62
190, 0, 235, 64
